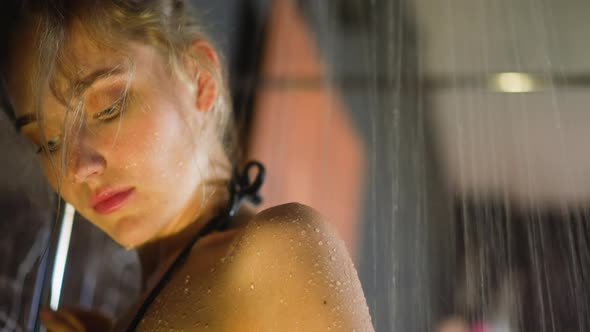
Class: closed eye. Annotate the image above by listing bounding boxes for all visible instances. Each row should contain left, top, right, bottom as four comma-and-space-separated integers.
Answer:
93, 97, 125, 122
36, 135, 61, 154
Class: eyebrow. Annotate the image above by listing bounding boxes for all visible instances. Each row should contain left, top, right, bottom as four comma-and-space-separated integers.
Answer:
76, 66, 125, 92
15, 113, 36, 131
14, 66, 125, 131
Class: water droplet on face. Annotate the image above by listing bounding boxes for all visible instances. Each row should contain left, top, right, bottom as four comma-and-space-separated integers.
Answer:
250, 282, 255, 290
184, 287, 189, 294
207, 288, 211, 293
314, 227, 320, 233
330, 256, 336, 261
318, 241, 323, 246
301, 230, 306, 235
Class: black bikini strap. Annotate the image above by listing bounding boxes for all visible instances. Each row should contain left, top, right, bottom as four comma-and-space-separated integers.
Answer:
125, 161, 265, 331
226, 161, 265, 220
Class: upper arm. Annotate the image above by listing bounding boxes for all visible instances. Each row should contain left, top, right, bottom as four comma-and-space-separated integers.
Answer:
221, 203, 374, 331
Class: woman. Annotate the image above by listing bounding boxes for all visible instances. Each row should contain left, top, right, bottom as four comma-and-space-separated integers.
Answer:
1, 0, 374, 331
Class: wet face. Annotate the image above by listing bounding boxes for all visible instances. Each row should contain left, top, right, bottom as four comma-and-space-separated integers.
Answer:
6, 25, 221, 248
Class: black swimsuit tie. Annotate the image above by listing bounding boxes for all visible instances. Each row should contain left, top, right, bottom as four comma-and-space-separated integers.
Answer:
125, 161, 265, 331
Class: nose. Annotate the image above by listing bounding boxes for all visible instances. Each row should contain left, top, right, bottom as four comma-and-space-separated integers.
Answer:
68, 131, 106, 184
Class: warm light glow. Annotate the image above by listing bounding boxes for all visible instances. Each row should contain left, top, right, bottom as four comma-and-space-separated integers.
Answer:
492, 72, 537, 93
50, 203, 75, 310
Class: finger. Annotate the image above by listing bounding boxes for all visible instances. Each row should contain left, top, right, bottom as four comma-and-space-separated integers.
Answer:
438, 317, 469, 332
63, 307, 114, 330
40, 308, 85, 332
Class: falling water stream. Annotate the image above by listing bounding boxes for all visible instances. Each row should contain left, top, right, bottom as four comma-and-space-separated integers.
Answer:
2, 0, 590, 331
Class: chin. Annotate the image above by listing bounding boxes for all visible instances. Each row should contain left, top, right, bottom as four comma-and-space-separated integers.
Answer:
109, 216, 155, 249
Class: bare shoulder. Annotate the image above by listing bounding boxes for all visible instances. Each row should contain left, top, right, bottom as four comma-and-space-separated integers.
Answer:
233, 202, 348, 272
220, 202, 375, 331
244, 202, 334, 241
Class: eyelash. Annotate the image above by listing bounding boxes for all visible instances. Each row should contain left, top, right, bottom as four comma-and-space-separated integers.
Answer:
35, 97, 126, 155
93, 97, 125, 122
35, 136, 61, 154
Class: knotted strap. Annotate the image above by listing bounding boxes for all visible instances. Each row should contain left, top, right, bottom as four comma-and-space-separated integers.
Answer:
203, 160, 266, 233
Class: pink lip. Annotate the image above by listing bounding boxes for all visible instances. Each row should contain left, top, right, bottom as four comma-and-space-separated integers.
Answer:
91, 187, 135, 215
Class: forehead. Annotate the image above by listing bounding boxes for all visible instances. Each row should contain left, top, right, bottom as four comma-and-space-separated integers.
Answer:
6, 20, 130, 118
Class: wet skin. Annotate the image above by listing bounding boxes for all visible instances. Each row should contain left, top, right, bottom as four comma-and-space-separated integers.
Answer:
6, 21, 375, 332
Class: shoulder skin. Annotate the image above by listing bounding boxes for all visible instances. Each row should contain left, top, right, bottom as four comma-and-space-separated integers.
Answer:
217, 202, 375, 332
134, 202, 375, 332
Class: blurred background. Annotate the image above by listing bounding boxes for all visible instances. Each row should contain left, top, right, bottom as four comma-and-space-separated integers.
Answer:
2, 0, 590, 331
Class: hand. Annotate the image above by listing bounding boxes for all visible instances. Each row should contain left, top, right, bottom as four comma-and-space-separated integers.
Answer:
437, 317, 469, 332
40, 307, 114, 332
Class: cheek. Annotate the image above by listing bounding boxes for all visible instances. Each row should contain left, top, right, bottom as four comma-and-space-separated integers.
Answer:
106, 102, 198, 183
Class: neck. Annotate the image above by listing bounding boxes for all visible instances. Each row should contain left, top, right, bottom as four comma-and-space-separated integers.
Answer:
135, 146, 235, 284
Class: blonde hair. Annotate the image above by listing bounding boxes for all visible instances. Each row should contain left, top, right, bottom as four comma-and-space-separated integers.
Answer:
4, 0, 236, 178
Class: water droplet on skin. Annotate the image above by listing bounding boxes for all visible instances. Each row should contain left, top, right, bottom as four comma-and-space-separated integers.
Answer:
318, 241, 323, 246
330, 256, 336, 261
250, 283, 255, 290
207, 288, 211, 293
300, 230, 306, 235
336, 281, 341, 286
315, 228, 320, 233
184, 287, 189, 294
